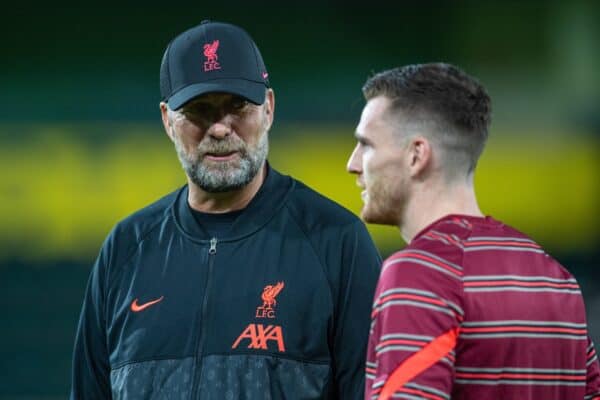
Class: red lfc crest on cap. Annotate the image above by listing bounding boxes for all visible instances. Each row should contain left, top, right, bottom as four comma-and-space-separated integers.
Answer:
203, 40, 221, 72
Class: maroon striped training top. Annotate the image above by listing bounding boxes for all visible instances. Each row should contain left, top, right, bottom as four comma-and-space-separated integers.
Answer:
366, 215, 600, 400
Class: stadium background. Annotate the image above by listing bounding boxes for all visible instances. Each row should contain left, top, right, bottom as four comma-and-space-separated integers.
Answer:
0, 2, 598, 398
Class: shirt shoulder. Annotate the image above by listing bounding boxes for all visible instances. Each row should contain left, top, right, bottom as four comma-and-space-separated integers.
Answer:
383, 217, 472, 285
461, 216, 578, 282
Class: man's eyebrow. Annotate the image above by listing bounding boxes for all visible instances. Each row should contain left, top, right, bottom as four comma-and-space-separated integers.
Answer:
354, 132, 372, 145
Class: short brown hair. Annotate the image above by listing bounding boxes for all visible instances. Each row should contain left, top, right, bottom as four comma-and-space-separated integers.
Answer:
363, 63, 492, 174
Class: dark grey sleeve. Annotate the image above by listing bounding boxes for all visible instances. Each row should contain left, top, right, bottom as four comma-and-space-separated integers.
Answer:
70, 247, 112, 400
332, 220, 381, 399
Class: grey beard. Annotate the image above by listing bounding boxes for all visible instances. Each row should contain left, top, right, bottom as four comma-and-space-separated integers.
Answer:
175, 132, 269, 193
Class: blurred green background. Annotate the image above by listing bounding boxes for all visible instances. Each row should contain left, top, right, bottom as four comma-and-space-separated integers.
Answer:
1, 1, 598, 398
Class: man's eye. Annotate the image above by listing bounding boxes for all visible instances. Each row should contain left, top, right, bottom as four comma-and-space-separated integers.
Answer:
230, 98, 249, 110
182, 104, 209, 116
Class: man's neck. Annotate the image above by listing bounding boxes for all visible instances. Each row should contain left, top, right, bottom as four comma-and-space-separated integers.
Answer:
399, 181, 483, 243
187, 165, 267, 213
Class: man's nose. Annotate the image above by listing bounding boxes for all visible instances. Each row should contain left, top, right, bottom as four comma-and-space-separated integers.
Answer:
347, 144, 362, 174
206, 114, 234, 139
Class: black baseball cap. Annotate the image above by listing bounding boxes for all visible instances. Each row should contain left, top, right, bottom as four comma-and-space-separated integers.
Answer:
160, 20, 270, 110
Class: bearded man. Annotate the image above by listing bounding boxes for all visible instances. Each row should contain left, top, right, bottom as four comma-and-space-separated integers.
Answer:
70, 20, 381, 400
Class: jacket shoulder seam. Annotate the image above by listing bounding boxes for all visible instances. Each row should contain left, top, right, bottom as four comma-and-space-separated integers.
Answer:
103, 206, 174, 316
283, 202, 335, 309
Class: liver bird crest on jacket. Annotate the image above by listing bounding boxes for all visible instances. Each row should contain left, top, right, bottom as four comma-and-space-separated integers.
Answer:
261, 282, 284, 309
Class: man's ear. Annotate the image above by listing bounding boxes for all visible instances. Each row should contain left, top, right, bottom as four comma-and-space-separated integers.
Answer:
160, 102, 175, 142
408, 136, 432, 178
263, 89, 275, 130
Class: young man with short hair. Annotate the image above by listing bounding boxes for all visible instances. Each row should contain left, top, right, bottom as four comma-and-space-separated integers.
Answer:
347, 63, 600, 400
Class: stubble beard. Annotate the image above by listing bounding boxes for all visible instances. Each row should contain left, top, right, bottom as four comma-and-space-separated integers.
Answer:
174, 129, 269, 193
361, 176, 402, 226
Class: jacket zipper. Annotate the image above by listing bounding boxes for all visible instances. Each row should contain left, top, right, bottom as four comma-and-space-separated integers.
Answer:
190, 237, 217, 399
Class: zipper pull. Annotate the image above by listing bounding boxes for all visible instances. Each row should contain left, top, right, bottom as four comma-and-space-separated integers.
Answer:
209, 237, 217, 255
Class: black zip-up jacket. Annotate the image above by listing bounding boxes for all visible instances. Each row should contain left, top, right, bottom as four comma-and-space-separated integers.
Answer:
71, 167, 381, 399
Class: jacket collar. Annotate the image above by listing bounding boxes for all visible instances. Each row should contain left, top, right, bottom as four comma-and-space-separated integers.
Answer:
173, 164, 294, 242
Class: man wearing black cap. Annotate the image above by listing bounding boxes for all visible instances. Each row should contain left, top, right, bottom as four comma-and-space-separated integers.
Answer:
70, 20, 381, 399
